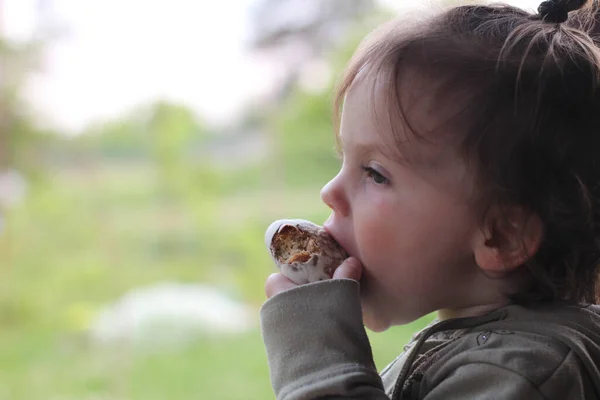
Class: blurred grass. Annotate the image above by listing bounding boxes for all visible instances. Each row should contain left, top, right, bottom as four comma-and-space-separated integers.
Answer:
0, 163, 433, 399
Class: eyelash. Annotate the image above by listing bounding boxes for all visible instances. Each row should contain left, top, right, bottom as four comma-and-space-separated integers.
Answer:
362, 166, 389, 185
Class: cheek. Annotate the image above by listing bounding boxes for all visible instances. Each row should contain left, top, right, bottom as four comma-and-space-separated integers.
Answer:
355, 195, 398, 262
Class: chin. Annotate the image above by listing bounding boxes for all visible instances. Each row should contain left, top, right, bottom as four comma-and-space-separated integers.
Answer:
361, 307, 392, 332
362, 300, 426, 331
365, 322, 390, 333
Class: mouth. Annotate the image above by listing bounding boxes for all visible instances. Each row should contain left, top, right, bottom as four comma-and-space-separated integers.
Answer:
323, 221, 353, 260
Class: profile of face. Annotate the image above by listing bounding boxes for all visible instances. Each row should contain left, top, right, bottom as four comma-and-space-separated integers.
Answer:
320, 72, 490, 331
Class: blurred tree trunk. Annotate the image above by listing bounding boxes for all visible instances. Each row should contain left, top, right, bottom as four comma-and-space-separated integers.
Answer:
0, 0, 9, 170
0, 0, 10, 267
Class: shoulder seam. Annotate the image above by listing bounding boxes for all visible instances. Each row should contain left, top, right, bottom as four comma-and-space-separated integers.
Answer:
538, 349, 573, 389
454, 362, 549, 400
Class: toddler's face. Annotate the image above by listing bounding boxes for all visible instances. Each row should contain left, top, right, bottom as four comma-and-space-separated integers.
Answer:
321, 74, 484, 330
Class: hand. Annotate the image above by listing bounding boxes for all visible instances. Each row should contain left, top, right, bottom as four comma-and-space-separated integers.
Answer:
264, 257, 363, 298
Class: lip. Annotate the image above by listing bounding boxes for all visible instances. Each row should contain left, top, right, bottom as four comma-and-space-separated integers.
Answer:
323, 220, 352, 256
322, 219, 335, 238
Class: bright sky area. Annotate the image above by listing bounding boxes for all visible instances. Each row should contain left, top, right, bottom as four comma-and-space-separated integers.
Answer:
2, 0, 542, 134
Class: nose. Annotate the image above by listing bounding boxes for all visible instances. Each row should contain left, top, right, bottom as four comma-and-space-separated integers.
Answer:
320, 172, 349, 217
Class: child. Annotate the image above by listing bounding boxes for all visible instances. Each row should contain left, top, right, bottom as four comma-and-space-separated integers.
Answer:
260, 0, 600, 398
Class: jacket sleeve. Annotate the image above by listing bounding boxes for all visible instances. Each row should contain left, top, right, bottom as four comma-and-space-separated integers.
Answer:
260, 279, 390, 400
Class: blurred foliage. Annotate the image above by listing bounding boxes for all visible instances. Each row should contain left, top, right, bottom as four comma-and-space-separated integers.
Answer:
70, 102, 207, 161
269, 88, 340, 187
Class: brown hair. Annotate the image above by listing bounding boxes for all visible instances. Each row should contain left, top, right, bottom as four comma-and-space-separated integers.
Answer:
334, 0, 600, 304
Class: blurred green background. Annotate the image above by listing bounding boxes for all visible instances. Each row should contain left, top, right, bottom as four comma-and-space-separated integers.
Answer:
0, 0, 454, 398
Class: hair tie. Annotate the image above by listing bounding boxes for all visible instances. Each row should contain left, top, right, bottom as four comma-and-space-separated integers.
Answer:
538, 0, 586, 23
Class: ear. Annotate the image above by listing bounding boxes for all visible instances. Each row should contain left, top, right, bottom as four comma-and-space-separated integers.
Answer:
473, 206, 543, 275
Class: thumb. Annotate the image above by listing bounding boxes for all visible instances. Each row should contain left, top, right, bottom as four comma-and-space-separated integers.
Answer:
332, 257, 363, 281
265, 273, 298, 298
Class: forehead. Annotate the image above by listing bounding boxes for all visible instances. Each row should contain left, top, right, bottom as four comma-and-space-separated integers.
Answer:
338, 72, 396, 158
340, 66, 460, 167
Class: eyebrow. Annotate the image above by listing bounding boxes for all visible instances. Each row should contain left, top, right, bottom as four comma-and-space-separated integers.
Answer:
337, 134, 404, 164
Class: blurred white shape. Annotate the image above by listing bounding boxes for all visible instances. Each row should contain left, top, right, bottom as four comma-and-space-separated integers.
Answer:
0, 169, 28, 208
89, 282, 256, 348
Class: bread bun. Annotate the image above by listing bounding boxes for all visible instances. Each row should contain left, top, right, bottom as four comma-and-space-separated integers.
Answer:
265, 219, 348, 284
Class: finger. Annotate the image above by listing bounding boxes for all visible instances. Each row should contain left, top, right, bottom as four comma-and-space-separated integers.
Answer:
265, 273, 298, 298
332, 257, 363, 281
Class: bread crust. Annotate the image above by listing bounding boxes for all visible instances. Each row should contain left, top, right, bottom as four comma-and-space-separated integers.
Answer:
265, 219, 348, 284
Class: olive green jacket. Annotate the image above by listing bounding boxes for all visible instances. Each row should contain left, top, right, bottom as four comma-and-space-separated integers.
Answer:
260, 279, 600, 399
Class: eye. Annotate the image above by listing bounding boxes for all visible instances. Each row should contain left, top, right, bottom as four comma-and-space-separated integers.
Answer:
362, 166, 389, 185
